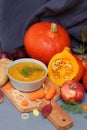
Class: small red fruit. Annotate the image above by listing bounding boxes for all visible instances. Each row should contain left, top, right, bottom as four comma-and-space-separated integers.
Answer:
60, 80, 85, 103
82, 70, 87, 91
11, 47, 28, 60
0, 51, 11, 59
82, 57, 87, 70
77, 55, 87, 70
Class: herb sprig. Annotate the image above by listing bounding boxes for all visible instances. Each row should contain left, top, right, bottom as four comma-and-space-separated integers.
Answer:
60, 102, 87, 119
20, 66, 43, 77
60, 102, 83, 114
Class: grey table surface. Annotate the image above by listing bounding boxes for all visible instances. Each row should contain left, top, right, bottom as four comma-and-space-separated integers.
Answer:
0, 92, 87, 130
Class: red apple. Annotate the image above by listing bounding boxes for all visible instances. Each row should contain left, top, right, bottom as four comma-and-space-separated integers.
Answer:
60, 80, 85, 103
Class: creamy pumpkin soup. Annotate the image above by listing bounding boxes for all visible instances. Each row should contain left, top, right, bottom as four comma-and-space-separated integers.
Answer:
8, 62, 46, 82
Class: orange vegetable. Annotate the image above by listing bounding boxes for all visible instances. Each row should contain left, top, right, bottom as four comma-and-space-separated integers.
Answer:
4, 82, 12, 90
24, 22, 71, 65
82, 104, 87, 111
48, 47, 84, 87
21, 100, 28, 106
45, 86, 57, 100
29, 88, 45, 101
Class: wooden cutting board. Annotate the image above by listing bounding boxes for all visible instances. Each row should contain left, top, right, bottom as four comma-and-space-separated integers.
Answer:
1, 77, 73, 130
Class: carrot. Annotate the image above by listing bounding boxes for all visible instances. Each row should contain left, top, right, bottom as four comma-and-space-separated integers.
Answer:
4, 82, 12, 90
21, 100, 28, 106
82, 104, 87, 111
45, 86, 57, 100
29, 88, 45, 101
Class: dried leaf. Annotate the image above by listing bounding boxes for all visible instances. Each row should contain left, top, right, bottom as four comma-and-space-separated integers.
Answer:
80, 28, 87, 43
72, 27, 87, 55
41, 103, 53, 117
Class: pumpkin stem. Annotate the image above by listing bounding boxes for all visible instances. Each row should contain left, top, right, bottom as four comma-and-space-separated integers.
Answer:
51, 23, 58, 33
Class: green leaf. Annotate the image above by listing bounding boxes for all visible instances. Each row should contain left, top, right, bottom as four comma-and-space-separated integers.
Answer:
72, 45, 85, 54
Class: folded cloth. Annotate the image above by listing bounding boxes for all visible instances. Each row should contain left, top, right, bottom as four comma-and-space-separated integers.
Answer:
0, 0, 47, 52
0, 0, 87, 52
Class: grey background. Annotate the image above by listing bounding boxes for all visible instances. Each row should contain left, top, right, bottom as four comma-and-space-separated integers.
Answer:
0, 93, 87, 130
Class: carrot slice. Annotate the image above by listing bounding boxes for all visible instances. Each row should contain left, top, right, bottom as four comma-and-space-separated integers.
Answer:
21, 100, 28, 106
4, 82, 12, 90
82, 104, 87, 111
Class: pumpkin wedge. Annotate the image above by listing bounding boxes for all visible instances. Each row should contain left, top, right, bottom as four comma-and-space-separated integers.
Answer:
48, 47, 84, 87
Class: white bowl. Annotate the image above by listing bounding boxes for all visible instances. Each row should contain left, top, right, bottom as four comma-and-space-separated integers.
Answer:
7, 58, 48, 92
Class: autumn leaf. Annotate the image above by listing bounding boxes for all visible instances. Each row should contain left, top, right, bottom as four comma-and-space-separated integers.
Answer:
41, 103, 53, 117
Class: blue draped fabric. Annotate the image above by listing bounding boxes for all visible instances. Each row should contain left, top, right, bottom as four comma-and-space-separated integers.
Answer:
0, 0, 87, 52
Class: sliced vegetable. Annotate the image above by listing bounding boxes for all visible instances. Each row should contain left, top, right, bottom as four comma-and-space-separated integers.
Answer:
82, 104, 87, 111
21, 113, 29, 120
12, 90, 21, 97
21, 100, 28, 106
29, 88, 45, 101
45, 86, 57, 100
48, 47, 84, 87
4, 82, 12, 90
33, 109, 40, 116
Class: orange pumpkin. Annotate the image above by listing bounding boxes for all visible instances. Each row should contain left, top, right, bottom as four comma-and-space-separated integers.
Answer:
24, 22, 71, 65
48, 47, 84, 87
